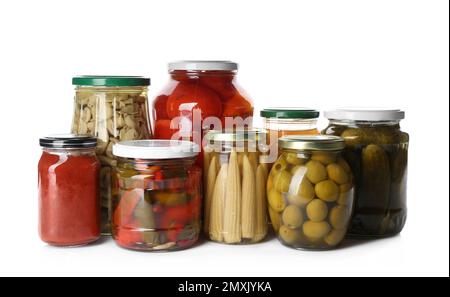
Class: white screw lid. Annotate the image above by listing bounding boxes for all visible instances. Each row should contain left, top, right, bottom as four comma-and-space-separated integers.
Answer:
168, 60, 238, 71
324, 109, 405, 121
112, 140, 199, 160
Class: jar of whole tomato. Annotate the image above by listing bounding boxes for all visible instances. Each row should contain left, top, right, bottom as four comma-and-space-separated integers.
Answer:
71, 76, 152, 235
323, 109, 409, 237
38, 135, 101, 246
152, 61, 254, 145
261, 108, 320, 137
111, 140, 201, 251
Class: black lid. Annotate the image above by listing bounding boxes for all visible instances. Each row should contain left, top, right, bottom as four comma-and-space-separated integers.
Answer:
39, 134, 97, 149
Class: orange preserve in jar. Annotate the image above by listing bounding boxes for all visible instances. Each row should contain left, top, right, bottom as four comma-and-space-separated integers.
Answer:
152, 61, 254, 149
261, 108, 320, 137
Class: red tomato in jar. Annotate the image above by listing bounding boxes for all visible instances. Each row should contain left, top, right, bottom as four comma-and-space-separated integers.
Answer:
154, 119, 177, 139
222, 93, 254, 118
166, 82, 222, 119
199, 75, 236, 100
153, 95, 169, 120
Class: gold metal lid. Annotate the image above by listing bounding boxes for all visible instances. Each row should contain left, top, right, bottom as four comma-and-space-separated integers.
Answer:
204, 129, 268, 142
279, 135, 345, 151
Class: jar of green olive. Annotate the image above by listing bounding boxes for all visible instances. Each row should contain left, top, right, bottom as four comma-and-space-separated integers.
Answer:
268, 135, 354, 250
323, 109, 409, 238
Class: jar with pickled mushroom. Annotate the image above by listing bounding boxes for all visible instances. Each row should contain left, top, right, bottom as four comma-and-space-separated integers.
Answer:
111, 140, 201, 251
71, 76, 152, 235
261, 108, 320, 137
268, 135, 354, 250
152, 61, 254, 165
203, 130, 270, 244
323, 109, 409, 238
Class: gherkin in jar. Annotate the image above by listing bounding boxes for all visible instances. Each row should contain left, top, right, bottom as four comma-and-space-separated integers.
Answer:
323, 109, 409, 238
71, 76, 152, 235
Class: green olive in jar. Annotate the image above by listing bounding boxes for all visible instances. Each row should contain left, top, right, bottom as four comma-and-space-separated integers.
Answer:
324, 229, 346, 247
306, 199, 328, 222
272, 157, 288, 174
268, 189, 286, 212
279, 225, 300, 245
285, 152, 303, 165
269, 207, 282, 232
337, 192, 352, 206
327, 163, 349, 185
303, 221, 331, 240
288, 177, 315, 206
329, 205, 350, 230
306, 160, 327, 184
315, 180, 339, 202
311, 152, 336, 165
273, 170, 292, 193
282, 205, 304, 229
337, 157, 352, 173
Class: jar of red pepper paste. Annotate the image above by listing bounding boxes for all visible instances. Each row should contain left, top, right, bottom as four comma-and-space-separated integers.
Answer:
38, 135, 101, 246
111, 140, 201, 251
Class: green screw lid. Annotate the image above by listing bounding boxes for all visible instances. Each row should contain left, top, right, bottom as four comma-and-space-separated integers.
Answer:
72, 76, 150, 87
260, 108, 320, 119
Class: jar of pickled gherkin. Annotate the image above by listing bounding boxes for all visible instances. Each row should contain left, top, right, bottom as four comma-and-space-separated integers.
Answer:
323, 109, 408, 238
203, 130, 270, 244
111, 140, 201, 251
71, 76, 152, 235
261, 108, 320, 137
268, 135, 354, 250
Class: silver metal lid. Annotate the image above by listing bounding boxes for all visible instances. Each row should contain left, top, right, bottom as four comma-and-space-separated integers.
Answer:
168, 60, 238, 71
279, 135, 345, 151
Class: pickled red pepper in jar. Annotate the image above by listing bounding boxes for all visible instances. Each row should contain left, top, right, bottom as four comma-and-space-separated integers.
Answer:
111, 140, 202, 251
38, 135, 101, 246
152, 61, 254, 160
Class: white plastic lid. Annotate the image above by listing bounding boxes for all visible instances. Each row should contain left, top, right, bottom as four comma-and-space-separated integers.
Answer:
168, 60, 238, 71
112, 140, 199, 159
324, 109, 405, 121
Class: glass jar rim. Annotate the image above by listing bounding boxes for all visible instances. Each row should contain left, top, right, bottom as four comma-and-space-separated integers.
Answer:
204, 129, 267, 143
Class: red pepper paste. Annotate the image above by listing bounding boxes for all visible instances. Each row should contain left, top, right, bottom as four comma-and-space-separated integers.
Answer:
38, 135, 101, 246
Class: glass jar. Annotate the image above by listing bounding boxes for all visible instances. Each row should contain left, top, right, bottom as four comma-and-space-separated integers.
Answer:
152, 61, 254, 161
323, 109, 409, 237
268, 136, 355, 250
203, 130, 270, 244
71, 76, 152, 235
261, 108, 320, 137
38, 135, 101, 246
111, 140, 201, 251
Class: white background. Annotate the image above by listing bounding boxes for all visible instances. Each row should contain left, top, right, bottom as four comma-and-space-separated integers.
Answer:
0, 0, 448, 277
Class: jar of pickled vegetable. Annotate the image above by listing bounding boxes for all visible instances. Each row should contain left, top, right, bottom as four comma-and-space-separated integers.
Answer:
71, 76, 152, 235
152, 61, 254, 150
323, 109, 409, 238
111, 140, 201, 251
268, 135, 354, 250
203, 130, 270, 244
38, 135, 101, 246
261, 108, 320, 137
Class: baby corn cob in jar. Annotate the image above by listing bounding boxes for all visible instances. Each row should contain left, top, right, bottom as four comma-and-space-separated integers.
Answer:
203, 130, 270, 244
